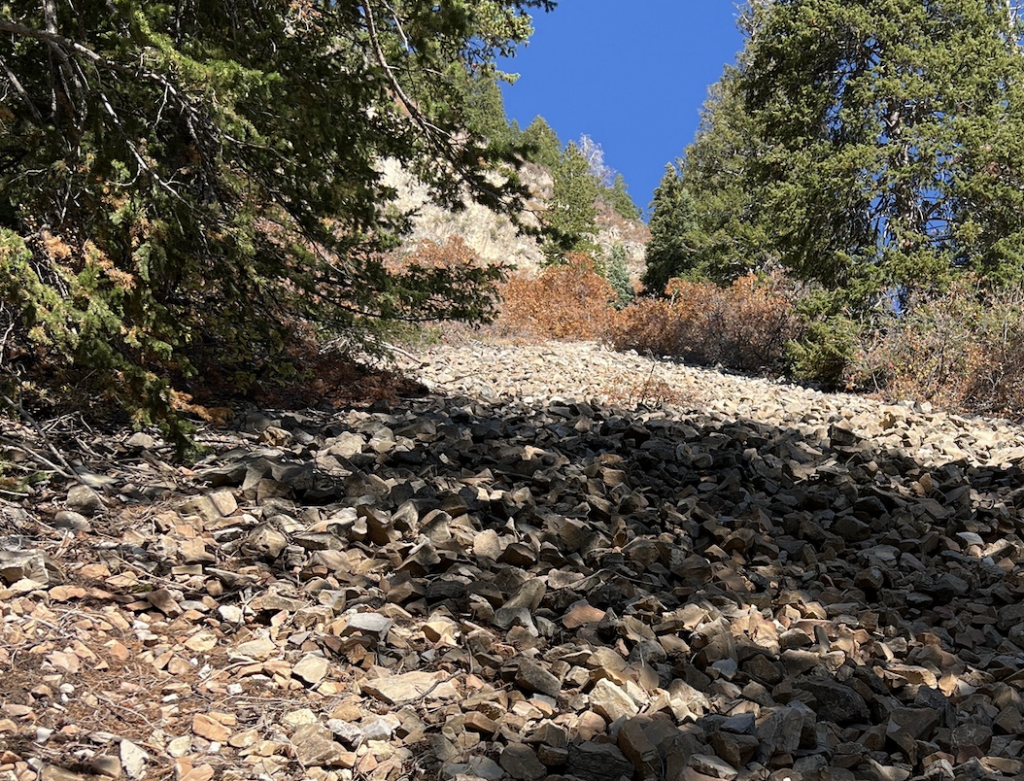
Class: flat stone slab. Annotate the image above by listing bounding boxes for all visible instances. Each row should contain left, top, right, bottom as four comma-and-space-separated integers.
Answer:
362, 671, 456, 705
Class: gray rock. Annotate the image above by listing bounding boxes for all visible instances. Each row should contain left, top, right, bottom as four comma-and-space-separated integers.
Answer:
441, 756, 504, 780
0, 550, 61, 586
66, 484, 102, 515
617, 719, 660, 779
690, 753, 739, 780
343, 612, 393, 640
755, 706, 805, 759
795, 678, 870, 725
494, 580, 547, 630
566, 742, 634, 781
886, 707, 940, 763
53, 511, 91, 532
515, 658, 562, 699
500, 744, 547, 781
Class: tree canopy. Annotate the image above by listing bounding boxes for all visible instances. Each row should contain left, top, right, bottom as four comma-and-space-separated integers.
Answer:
0, 0, 553, 443
650, 0, 1024, 306
520, 115, 563, 170
742, 0, 1024, 304
543, 141, 600, 263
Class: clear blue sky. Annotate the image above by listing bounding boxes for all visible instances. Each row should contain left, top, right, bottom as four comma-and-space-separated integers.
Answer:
500, 2, 745, 216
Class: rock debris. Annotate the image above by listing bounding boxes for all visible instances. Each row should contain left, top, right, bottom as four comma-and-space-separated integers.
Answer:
1, 339, 1024, 781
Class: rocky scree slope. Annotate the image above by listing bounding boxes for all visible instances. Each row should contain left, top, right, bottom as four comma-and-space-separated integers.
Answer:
0, 340, 1023, 781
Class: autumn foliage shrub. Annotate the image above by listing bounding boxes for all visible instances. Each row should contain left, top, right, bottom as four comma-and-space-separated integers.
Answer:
609, 273, 801, 373
852, 279, 1024, 418
496, 254, 616, 340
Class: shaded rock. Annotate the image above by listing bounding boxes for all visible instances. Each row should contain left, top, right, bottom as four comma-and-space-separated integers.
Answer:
566, 742, 634, 781
617, 718, 660, 779
886, 707, 940, 763
711, 730, 759, 769
500, 744, 547, 781
795, 678, 870, 725
515, 658, 562, 699
690, 753, 739, 780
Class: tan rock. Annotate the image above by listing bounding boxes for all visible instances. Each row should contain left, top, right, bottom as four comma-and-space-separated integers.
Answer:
191, 714, 231, 743
292, 654, 330, 686
589, 678, 638, 722
291, 724, 354, 768
362, 671, 456, 706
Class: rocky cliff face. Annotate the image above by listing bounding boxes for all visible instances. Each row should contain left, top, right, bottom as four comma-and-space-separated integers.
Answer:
380, 158, 649, 276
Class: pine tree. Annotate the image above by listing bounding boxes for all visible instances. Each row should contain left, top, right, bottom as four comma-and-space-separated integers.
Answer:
643, 164, 699, 293
742, 0, 1024, 303
543, 141, 600, 263
603, 174, 642, 222
450, 65, 516, 147
0, 0, 553, 444
644, 64, 773, 291
606, 243, 634, 308
521, 115, 563, 170
679, 65, 774, 284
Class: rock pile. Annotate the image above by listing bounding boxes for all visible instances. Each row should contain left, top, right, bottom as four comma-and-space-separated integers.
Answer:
1, 340, 1024, 781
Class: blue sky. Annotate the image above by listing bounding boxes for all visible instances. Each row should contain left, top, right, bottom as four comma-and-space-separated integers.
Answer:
500, 2, 746, 216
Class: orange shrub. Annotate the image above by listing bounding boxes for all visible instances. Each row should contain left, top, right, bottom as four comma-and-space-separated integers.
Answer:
852, 279, 1024, 418
496, 254, 617, 341
608, 273, 800, 373
387, 236, 485, 272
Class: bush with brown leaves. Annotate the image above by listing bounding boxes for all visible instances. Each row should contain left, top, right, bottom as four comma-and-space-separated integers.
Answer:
496, 254, 617, 341
852, 279, 1024, 418
609, 273, 800, 373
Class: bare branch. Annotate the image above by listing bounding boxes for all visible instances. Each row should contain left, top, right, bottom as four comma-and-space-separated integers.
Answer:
0, 53, 44, 124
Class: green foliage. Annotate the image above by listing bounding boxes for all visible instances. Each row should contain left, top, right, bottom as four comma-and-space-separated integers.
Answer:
741, 0, 1024, 303
0, 0, 553, 446
543, 142, 600, 263
679, 65, 775, 284
602, 174, 642, 221
645, 65, 773, 293
521, 115, 563, 170
784, 290, 862, 388
606, 244, 634, 309
643, 164, 699, 292
449, 64, 517, 147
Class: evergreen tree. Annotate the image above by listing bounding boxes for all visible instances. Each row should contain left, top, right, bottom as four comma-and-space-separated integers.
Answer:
521, 115, 563, 170
678, 65, 774, 284
543, 141, 600, 263
643, 164, 699, 293
450, 65, 516, 147
606, 243, 634, 308
603, 174, 642, 222
0, 0, 553, 443
644, 64, 772, 291
742, 0, 1024, 303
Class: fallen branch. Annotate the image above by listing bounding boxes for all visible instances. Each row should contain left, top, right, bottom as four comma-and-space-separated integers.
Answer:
0, 392, 79, 481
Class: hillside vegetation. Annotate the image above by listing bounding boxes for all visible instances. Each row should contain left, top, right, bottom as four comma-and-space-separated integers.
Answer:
6, 0, 1024, 440
631, 0, 1024, 420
